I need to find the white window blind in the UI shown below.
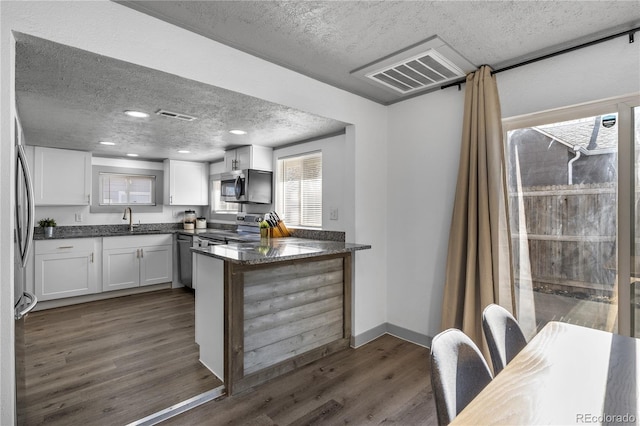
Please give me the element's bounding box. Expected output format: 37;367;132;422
99;173;156;205
277;152;322;227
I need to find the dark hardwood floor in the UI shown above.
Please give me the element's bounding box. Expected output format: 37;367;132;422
24;288;222;425
24;288;437;425
164;334;437;425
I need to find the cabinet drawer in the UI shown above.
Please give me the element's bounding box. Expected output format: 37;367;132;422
35;238;95;255
103;234;173;249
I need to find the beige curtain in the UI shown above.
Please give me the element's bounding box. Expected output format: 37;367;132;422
440;65;513;352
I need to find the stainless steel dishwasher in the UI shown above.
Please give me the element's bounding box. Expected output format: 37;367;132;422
177;234;195;288
178;233;227;288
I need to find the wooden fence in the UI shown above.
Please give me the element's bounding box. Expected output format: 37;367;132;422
509;183;618;298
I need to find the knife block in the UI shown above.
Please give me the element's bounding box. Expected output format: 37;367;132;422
268;221;290;238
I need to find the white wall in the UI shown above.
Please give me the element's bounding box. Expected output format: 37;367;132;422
0;2;388;421
386;35;640;341
387;89;465;338
207;134;348;230
498;37;640;118
273;133;347;232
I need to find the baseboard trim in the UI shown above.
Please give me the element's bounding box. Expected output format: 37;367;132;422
386;323;432;348
351;322;432;349
350;323;387;347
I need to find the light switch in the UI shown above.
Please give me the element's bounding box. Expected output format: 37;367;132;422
330;208;338;220
75;213;83;222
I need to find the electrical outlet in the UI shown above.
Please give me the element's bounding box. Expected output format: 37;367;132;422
75;213;83;222
330;207;338;220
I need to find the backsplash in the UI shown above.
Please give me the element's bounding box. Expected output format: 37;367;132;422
288;228;345;242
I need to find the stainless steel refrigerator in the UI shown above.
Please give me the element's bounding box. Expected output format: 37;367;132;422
14;116;37;424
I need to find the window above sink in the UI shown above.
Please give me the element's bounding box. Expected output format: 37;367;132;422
90;163;164;213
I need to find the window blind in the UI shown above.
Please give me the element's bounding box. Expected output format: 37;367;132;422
277;152;322;227
99;173;156;205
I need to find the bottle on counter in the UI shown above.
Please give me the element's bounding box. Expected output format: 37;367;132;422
196;217;207;229
183;210;196;230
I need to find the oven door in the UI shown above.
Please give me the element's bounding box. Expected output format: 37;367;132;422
220;173;245;202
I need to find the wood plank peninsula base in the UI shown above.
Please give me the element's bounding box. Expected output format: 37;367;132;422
192;238;369;395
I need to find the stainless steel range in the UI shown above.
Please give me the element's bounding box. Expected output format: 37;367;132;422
198;214;263;244
177;214;263;287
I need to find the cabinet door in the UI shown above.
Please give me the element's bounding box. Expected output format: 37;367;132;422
248;145;273;171
139;244;173;286
34;251;96;301
224;151;237;171
165;160;208;205
234;146;252;170
224;146;273;172
33;147;91;205
102;247;140;291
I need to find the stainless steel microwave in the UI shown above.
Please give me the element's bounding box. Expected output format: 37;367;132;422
220;169;273;204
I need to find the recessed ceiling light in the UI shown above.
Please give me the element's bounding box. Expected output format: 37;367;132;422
124;110;149;118
126;153;139;157
229;129;247;135
178;150;191;154
99;141;116;146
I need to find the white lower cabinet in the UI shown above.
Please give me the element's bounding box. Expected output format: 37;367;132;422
139;244;173;286
102;234;173;291
34;238;100;301
101;246;139;291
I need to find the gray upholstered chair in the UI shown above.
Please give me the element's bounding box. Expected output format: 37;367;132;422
482;303;528;375
429;328;493;426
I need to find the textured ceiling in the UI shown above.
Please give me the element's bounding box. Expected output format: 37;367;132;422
14;2;640;163
15;33;347;162
122;0;640;104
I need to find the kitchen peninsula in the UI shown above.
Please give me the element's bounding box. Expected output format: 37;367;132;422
192;237;370;395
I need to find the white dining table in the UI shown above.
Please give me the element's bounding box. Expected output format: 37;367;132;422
451;321;640;425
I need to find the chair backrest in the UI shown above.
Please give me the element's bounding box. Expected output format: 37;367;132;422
430;328;493;426
482;303;527;375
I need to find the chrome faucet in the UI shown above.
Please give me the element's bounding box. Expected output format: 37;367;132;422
122;207;137;232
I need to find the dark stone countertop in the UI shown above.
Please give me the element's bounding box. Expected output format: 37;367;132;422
33;224;369;265
33;224;183;240
32;224;349;245
191;237;371;265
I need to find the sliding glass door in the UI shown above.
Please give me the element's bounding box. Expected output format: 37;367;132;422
503;95;639;337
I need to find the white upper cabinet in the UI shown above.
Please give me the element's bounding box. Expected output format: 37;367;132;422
33;147;91;206
224;145;273;172
163;159;208;205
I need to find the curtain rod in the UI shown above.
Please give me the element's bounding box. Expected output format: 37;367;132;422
441;26;640;91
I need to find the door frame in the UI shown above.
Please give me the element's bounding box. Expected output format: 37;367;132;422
503;93;640;337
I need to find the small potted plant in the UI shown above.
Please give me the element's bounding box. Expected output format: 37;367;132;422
259;220;271;239
39;218;57;238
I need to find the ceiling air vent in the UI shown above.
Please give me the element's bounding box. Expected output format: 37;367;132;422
351;35;476;99
367;50;464;94
155;109;197;121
